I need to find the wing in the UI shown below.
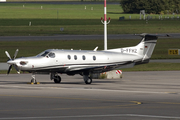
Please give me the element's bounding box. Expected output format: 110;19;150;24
26;61;135;74
64;61;134;73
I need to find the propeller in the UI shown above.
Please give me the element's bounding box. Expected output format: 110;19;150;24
5;49;20;74
5;51;12;60
13;49;19;60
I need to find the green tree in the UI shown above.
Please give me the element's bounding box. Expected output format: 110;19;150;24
120;0;180;14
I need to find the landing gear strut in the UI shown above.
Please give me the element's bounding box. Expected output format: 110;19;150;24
31;74;37;84
51;73;61;83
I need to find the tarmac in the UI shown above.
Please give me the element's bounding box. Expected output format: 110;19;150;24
0;71;180;120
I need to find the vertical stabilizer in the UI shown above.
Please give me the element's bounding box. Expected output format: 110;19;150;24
107;33;169;65
107;33;159;64
137;33;158;61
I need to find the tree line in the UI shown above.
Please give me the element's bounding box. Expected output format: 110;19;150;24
120;0;180;14
80;0;119;1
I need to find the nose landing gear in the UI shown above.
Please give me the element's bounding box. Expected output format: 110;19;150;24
31;74;36;83
30;74;40;84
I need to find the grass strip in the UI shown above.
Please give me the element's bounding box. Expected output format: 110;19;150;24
122;63;180;71
0;4;180;35
0;19;180;36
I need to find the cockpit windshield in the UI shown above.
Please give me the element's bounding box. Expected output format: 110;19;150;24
37;51;55;58
41;51;49;57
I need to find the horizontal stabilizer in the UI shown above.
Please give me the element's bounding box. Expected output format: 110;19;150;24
134;33;170;38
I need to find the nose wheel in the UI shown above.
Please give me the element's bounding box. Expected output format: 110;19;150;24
30;74;39;84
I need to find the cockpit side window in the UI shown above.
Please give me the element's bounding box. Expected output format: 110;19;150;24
49;52;55;58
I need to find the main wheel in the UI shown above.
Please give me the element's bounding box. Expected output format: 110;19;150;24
54;76;61;83
85;77;92;84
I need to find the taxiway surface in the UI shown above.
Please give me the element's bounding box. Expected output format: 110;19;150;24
0;33;179;41
0;71;180;120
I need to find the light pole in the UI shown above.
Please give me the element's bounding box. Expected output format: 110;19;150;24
101;0;110;51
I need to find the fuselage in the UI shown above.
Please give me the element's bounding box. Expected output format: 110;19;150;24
8;49;142;74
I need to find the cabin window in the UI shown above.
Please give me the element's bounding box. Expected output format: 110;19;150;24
49;52;55;58
82;55;86;60
67;55;71;60
74;55;77;60
93;56;96;61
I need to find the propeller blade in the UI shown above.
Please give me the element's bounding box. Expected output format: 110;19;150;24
13;49;19;60
6;49;20;74
13;65;20;74
7;65;12;75
5;51;12;60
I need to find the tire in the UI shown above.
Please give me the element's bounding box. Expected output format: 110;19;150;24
54;76;61;83
85;77;92;84
31;78;36;83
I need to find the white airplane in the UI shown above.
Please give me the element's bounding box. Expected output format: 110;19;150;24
5;33;164;84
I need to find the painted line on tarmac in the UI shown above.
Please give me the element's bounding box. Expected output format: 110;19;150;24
0;114;180;119
0;85;178;94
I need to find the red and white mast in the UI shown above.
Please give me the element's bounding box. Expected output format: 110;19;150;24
101;0;110;50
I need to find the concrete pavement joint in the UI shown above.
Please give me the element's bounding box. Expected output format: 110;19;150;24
0;114;180;119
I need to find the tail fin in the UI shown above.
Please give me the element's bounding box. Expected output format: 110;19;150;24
136;33;158;60
107;33;167;64
134;33;158;64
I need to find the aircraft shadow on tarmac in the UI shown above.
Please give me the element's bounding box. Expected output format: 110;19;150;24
0;79;120;85
40;79;121;85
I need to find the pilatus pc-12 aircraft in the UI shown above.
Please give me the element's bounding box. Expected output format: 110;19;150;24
5;33;164;84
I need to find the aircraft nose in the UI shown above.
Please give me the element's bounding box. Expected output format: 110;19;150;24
7;59;16;65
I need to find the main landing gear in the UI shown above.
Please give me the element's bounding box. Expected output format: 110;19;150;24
50;73;61;83
83;75;92;84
